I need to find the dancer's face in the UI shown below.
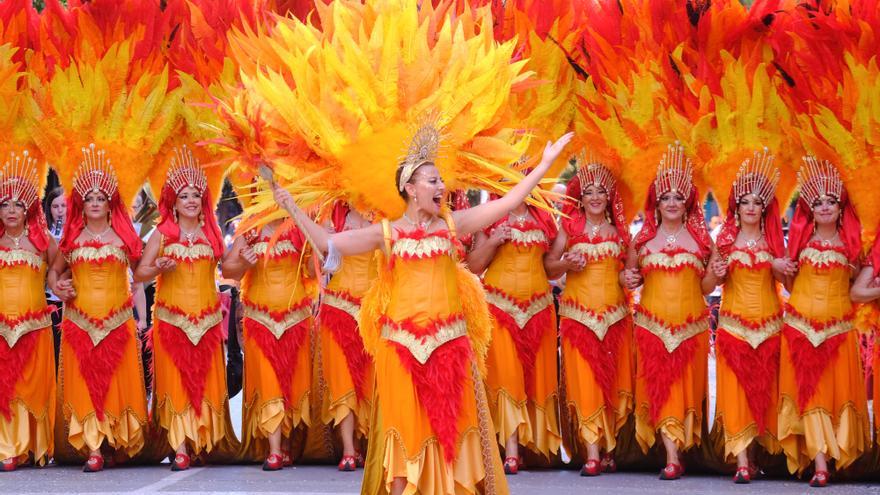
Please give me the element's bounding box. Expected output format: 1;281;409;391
658;191;685;223
405;164;446;216
175;186;203;221
811;195;840;227
737;194;764;228
83;191;110;222
0;200;25;230
581;185;608;219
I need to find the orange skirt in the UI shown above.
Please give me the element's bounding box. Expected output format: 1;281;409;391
0;328;55;464
319;315;372;436
152;322;238;456
239;318;311;460
58;320;147;458
561;317;633;455
713;330;780;461
484;308;560;459
361;337;508;495
874;336;879;441
634;329;708;454
778;328;869;474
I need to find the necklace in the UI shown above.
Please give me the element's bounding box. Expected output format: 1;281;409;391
85;225;112;242
742;233;763;249
509;210;528;227
660;223;686;247
403;213;434;230
816;230;838;247
585;218;607;239
180;227;199;246
5;230;25;249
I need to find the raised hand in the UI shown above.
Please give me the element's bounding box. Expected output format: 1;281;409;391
539;132;576;169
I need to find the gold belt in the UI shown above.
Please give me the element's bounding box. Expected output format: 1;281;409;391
784;312;852;347
155;305;223;346
381;318;467;365
242;303;311;339
633;311;707;353
717;313;782;349
559;302;628;341
485;290;553;329
0;312;52;347
66;304;133;346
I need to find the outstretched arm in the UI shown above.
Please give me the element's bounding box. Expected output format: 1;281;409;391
851;266;880;303
272;186;384;257
452;132;574;236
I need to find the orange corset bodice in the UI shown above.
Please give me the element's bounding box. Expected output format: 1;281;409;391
721;248;781;321
327;250;378;298
561;239;625;311
482;224;550;299
68;243;131;318
155;241;220;345
0;247;47;316
241;240;309;311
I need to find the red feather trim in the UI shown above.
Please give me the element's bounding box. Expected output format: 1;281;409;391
153;320;223;417
715;330;780;432
392;335;472;463
0;330;40;419
634;326;699;423
61;318;131;421
0;307;53;328
782;325;846;412
488;302;555;397
243;317;309;407
320;303;371;400
561;317;628;409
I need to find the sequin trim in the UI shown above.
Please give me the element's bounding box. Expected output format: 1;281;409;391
391;236;453;259
509;229;547;246
798;247;849;268
162;243;214;262
65;304;133;346
0;312;52;347
322;292;360;321
252;240;298;258
558;302;628;341
783;312;852;347
568;241;622;262
242;302;310;340
155;305;223;345
68;244;128;265
0;249;43;270
640;251;705;272
381;318;467;365
485;290;553;329
717;312;782;349
727;250;774;268
633;310;707;353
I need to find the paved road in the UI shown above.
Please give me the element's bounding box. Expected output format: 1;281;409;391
1;464;878;494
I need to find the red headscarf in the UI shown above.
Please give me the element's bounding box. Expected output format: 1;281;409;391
715;191;785;259
633;182;712;261
787;190;861;264
0;196;50;254
60;189;143;262
562;173;630;246
156;184;224;259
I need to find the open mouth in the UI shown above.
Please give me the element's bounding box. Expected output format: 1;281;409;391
432;196;442;207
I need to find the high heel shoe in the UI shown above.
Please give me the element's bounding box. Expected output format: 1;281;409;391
659;462;684;480
1;458;17;472
601;453;617;473
338;455;357;472
809;470;829;488
354;450;365;468
83;454;104;473
733;466;750;484
580;459;601;477
503;456;518;475
262;453;283;471
171;453;191;471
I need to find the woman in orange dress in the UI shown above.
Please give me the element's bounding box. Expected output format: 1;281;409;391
466;193;561;474
777;158;869;487
853;225;880;451
49;145;148;472
272;128;573;495
0;152;56;470
135;146;237;470
623;144;723;480
711;152;789;483
318;202;376;471
544;160;632;477
222;218;313;471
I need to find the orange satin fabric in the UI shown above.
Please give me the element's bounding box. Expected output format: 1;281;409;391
714;249;781;460
0;251;55;463
778;249;869;474
634;252;707;454
60;245;146;456
559;241;632;454
482;239;560;459
320;251;376;431
240;244;311;457
153;243;232;454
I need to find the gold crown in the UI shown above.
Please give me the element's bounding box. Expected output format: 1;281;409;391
654;142;694;200
166;145;207;195
0;150;40;210
73;144;118;200
733;148;779;206
797;155;842;207
574;151;615;194
397;116;444;192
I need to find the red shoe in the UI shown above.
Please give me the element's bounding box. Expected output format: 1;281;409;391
338;455;357;472
733;466;751;484
659;462;684;480
83;454;104;473
1;458;17;472
580;459;601;477
809;470;829;488
503;456;518;475
354;451;365;468
262;453;283;471
171;453;191;471
281;450;293;467
601;453;617;473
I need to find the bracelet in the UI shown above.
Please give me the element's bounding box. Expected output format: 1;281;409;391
322;239;342;274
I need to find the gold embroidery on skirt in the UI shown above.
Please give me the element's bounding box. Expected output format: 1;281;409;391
322;292;361;321
0;312;52;347
381;318;467;365
559;302;628;341
633;311;707;352
242;303;310;340
783;312;852;347
155;305;223;345
485;291;553;329
717;313;781;349
66;304;133;346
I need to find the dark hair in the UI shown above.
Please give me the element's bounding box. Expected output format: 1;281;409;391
44;187;65;224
